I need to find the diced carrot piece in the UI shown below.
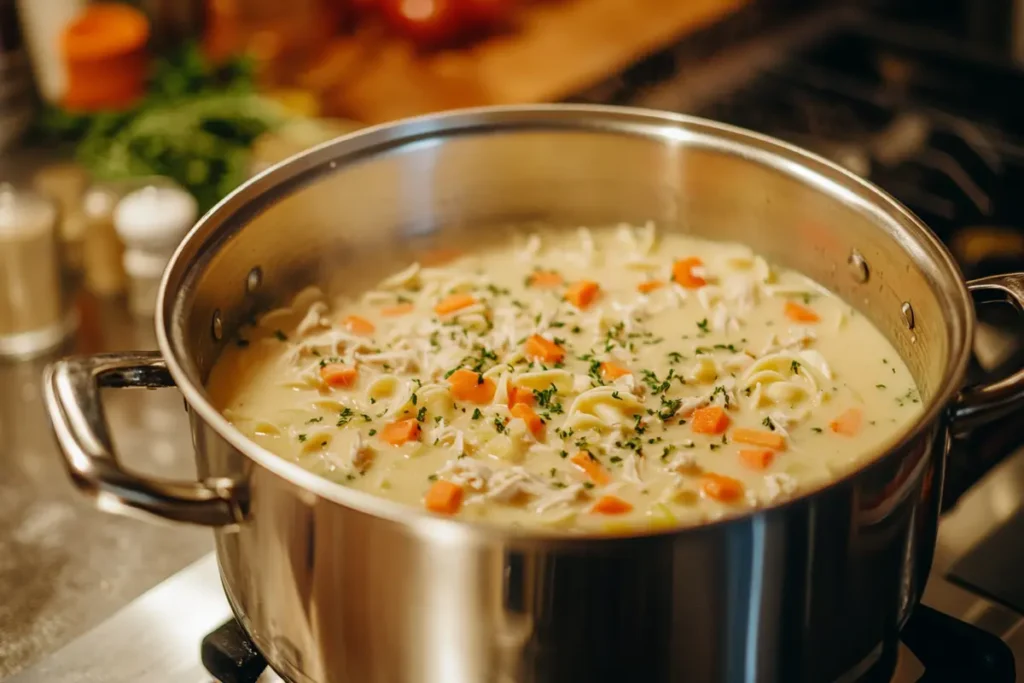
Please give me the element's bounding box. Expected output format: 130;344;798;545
381;303;414;317
319;363;358;387
424;480;463;514
524;334;565;363
672;257;706;288
570;451;610;486
691;406;730;435
701;473;745;502
637;280;665;294
591;495;633;515
434;293;477;316
739;449;776;470
511;403;544;438
381;418;421;446
507;384;535;408
564;280;601;309
829;407;864;436
784;301;820;323
446;368;497;404
732;427;786;451
528;270;563;288
342;315;375;336
600;361;631;381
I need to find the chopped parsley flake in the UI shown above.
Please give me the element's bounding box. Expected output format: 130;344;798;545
657;397;682;421
697;318;709;333
273;329;288;341
307;416;323;424
336;407;355;427
895;389;920;407
416;407;427;422
471;408;482;420
297;434;307;442
762;416;775;431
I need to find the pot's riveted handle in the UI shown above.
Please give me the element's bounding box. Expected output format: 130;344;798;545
43;351;240;527
952;273;1024;433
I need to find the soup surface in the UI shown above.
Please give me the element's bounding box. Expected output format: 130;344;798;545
208;225;922;532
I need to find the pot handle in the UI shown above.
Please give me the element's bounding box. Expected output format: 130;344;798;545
43;351;240;527
951;272;1024;433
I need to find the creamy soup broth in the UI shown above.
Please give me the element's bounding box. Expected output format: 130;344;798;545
207;225;922;532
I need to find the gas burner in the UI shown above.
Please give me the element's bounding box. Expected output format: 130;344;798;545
199;603;1015;683
624;14;1024;279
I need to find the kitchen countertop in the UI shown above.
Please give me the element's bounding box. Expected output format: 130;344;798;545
0;292;213;678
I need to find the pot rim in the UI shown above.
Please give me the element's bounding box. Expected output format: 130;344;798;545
156;104;973;543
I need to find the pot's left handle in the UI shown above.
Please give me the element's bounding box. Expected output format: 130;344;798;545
43;351;241;527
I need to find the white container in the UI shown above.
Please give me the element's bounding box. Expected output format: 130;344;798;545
113;183;197;317
0;183;76;358
17;0;85;104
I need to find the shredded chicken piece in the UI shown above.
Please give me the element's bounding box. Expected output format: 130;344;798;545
482;467;548;503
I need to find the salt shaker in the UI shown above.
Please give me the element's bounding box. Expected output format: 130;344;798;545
113;182;197;317
0;183;76;358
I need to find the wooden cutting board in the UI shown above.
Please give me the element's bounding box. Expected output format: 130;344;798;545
300;0;748;123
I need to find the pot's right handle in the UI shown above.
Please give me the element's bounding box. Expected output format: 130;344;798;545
43;351;240;527
951;273;1024;434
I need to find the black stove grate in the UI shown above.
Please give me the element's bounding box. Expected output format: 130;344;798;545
199;603;1015;683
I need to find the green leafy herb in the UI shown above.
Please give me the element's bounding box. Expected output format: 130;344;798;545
657;397;682;421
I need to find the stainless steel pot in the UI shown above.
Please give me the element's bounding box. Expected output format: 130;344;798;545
43;105;1024;683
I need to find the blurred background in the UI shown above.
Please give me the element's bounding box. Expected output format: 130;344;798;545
4;0;1024;321
4;0;1024;681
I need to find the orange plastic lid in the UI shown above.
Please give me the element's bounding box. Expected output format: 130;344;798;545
62;3;150;61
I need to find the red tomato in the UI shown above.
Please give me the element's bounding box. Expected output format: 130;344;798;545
351;0;380;14
458;0;513;27
379;0;465;47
